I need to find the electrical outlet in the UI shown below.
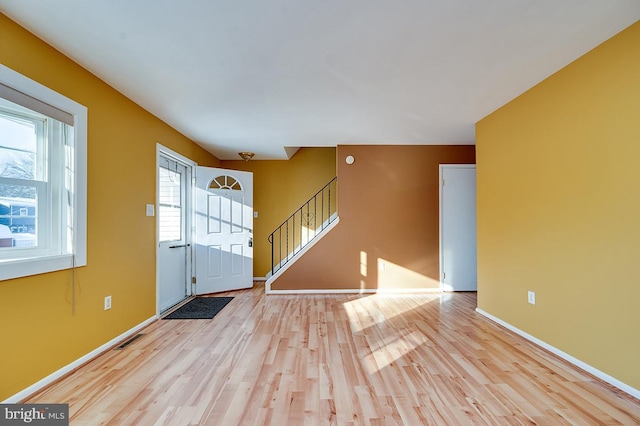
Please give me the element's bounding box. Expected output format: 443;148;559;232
527;291;536;305
104;295;112;310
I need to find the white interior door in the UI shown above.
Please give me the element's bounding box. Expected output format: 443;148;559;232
158;155;192;312
195;167;253;294
440;164;477;292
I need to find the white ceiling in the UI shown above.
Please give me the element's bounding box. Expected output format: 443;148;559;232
1;1;639;159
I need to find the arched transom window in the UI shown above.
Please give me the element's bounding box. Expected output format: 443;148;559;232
209;175;243;191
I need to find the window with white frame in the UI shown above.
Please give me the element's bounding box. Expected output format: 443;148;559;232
0;64;87;281
158;160;184;242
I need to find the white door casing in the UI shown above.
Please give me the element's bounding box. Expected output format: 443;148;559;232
157;147;194;313
195;167;253;294
440;164;477;292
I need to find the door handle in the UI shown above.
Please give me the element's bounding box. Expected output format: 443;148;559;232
169;243;191;249
248;237;253;247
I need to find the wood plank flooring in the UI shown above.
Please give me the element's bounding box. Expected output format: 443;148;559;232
27;284;640;425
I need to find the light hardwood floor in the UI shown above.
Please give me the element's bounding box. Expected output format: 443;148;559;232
28;283;639;425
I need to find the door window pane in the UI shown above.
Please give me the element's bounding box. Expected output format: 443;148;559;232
158;165;182;242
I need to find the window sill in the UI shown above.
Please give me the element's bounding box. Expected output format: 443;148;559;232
0;253;85;281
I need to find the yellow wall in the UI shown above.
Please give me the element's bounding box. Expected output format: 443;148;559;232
0;14;219;400
476;21;640;390
221;147;336;277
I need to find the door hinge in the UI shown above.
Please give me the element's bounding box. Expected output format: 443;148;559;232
191;277;197;284
442;179;445;187
443;272;446;279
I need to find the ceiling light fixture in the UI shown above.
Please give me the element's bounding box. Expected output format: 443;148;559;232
238;152;255;161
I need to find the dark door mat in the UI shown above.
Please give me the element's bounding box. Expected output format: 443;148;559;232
163;297;233;320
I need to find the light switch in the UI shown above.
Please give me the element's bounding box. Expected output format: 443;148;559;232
146;204;155;217
254;211;258;218
528;291;536;305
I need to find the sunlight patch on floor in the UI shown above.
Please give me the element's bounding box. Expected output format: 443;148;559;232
342;292;441;373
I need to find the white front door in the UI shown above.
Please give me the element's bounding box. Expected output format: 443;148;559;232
440;164;477;292
157;154;192;312
195;167;253;294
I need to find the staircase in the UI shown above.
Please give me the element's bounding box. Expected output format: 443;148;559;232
267;177;338;283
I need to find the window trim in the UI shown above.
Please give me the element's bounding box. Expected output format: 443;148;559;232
0;64;87;281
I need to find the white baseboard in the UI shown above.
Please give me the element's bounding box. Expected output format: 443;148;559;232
252;277;267;282
373;288;442;294
475;308;639;400
3;315;157;403
265;287;442;295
